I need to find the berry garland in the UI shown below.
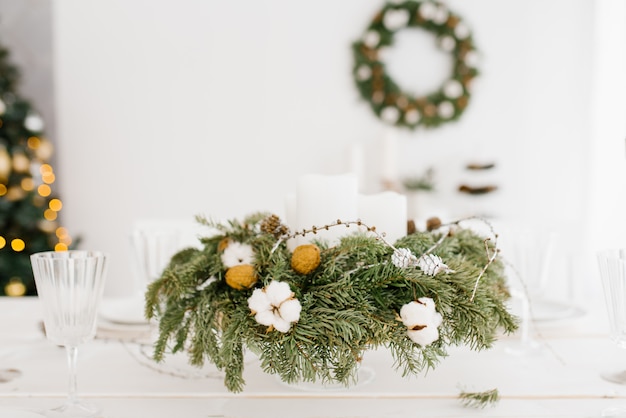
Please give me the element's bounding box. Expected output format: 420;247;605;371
352;1;479;129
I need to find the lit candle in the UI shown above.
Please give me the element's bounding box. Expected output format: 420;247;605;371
358;191;407;244
295;174;358;246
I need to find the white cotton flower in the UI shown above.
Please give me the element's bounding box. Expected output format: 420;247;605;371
221;241;255;268
407;325;440;346
356;64;372;81
363;30;380;48
392;247;418;268
381;106;400;124
464;50;480;68
404;109;421;125
248;280;302;333
418;2;436;20
400;297;443;347
439;35;456;52
454;22;470;39
383;9;410;31
437;101;455;119
416;254;454;276
443;80;464;99
432;6;449;25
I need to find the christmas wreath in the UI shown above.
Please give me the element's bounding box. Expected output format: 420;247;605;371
352;0;479;129
145;212;517;393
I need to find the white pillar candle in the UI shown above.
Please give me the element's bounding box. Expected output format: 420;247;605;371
358;191;408;244
284;193;297;251
348;142;366;192
380;129;399;186
295;173;358;247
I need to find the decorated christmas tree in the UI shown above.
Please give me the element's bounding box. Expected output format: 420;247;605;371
0;43;73;296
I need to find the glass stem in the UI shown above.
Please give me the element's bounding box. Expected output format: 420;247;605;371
65;345;79;404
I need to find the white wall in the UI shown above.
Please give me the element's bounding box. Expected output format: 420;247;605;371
51;0;597;297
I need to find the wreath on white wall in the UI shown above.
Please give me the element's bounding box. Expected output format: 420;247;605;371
352;1;479;129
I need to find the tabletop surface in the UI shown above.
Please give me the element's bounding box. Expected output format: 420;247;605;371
1;296;625;418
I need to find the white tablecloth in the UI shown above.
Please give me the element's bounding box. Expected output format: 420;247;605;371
1;297;624;418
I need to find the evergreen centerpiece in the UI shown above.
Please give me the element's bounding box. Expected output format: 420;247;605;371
0;44;74;296
146;212;517;392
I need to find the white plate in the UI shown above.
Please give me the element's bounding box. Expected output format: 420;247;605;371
99;296;149;325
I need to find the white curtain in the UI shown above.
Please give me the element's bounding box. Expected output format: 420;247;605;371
584;0;626;287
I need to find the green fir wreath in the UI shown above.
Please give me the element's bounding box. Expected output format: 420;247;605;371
145;212;517;393
352;0;479;129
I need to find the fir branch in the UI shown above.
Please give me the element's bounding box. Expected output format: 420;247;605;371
459;388;500;409
144;211;518;392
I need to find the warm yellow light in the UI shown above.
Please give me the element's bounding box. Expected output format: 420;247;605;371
42;172;55;184
49;199;63;211
60;236;72;246
55;243;68;252
38;184;51;197
5;279;26;297
11;239;25;252
0;236;5;249
12;153;30;173
21;178;35;191
0;184;6;196
44;209;57;221
40;164;53;175
56;227;69;239
27;136;41;149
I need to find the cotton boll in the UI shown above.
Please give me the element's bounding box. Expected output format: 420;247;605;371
432;6;449;25
279;299;302;323
255;310;277;327
273;317;292;333
404;109;421;125
400;300;435;328
266;280;294;306
417;297;437;312
381;106;400;124
454;22;470;39
437;101;455;119
443;80;463;99
221;242;255;267
356;65;372;81
383;9;410;31
407;324;440;346
418;2;436;20
363;30;380;48
439;35;456;52
248;288;271;313
464;51;479;68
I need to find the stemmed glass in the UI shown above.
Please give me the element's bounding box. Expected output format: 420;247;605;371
30;250;108;418
597;249;626;417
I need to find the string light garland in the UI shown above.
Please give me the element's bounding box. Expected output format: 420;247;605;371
352;0;479;129
0;44;76;296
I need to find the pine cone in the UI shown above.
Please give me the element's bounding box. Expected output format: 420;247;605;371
260;214;289;238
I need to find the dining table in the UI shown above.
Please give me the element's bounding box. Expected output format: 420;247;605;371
1;295;625;418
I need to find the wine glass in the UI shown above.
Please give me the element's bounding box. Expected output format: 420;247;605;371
497;221;555;355
597;249;626;417
30;250;108;418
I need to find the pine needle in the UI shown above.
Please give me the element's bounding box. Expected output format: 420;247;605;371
459;388;500;408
